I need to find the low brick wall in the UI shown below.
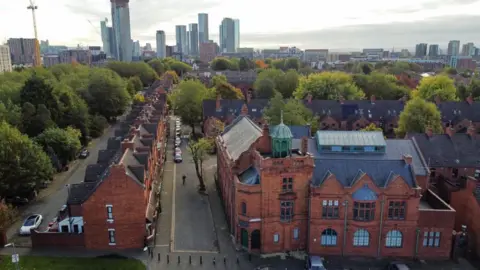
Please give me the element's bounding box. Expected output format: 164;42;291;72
31;230;85;248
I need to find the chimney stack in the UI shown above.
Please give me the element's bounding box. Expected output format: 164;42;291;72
301;136;308;155
466;94;474;105
339;96;345;104
435;95;441;105
121;138;134;152
403;154;412;165
262;123;270;137
426;126;433;137
445;126;455;137
241;103;248;116
370;95;376;104
247;91;252;104
216;95;221;110
306;93;313;104
467;121;476;138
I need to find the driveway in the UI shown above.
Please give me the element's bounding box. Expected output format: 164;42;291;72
7;122;121;246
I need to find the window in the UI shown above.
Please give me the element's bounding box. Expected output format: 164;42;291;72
282;178;293;192
106;205;113;221
353;229;370;247
353;202;375;221
73;224;80;233
293;228;299;240
423;231;441;247
108;229;116;245
280;201;294;222
322;200;339;219
61;225;69;233
364;146;375;152
273;233;280;243
240;202;247;216
388;201;406;220
331;146;342;152
321;229;337;246
385;230;403;248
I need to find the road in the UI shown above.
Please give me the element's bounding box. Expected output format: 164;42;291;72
7;122;121;244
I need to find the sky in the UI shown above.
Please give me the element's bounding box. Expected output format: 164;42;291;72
0;0;479;50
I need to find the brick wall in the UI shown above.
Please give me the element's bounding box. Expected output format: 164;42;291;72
31;230;85;248
82;165;146;250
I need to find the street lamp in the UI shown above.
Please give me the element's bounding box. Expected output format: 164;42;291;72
4;243;20;270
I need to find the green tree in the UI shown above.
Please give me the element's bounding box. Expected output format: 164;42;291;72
0;101;22;128
361;123;383;131
277;70;299;98
0;121;54;199
239;57;249;71
170;80;208;131
20;75;61;122
148;59;166;76
89;115;108;138
22;103;56;137
270;59;285;70
169;61;192;76
85;68;131;120
106;61;158;86
133;93;146;104
187;138;213;192
210;57;232;71
263;92;317;129
284;58;300;70
396;98;443;137
467;79;480;101
128;76;143;93
254;79;276;99
35;127;82;164
417;75;457;101
294;72;365;100
444;67;458;75
353;73;409;99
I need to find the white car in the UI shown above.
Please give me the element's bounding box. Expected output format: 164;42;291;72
174;153;183;163
175;147;182;155
20;214;43;235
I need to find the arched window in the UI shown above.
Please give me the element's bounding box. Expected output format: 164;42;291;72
353;229;369;247
385;230;402;248
240;202;247;216
321;229;337;246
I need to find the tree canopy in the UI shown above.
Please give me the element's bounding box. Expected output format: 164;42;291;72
396;98;443;137
187;138;213;192
353;72;409;100
170;80;208;129
106;61;158;86
35;127;82;167
255;69;299;99
416;75;457;101
294;72;365;100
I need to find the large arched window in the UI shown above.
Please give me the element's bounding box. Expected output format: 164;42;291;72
321;229;337;246
353;229;369;247
385;230;402;248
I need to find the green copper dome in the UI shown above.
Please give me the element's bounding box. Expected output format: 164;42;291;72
271;123;293;139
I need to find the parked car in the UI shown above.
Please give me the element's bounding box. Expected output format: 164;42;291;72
174;153;183;163
174;147;182;156
175;137;181;147
19;214;43;235
6;196;29;206
386;262;410;270
79;149;89;159
305;256;326;270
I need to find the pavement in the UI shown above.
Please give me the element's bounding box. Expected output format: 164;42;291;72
6;122;121;247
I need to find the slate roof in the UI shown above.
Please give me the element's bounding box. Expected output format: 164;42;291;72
221;116;263;161
238;166;260;185
67;182;97;205
408;133;480;168
307;138;429;176
316;131;386;146
312;159;416;188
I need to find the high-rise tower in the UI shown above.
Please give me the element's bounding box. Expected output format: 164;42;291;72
198;13;209;44
156;30;166;58
111;0;132;62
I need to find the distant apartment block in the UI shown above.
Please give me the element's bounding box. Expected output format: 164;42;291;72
156;30;166;58
462;43;475;56
304;49;329;62
449;56;476;70
447;40;460;56
219;18;235;53
428;44;439;58
166;46;174;57
327;52;351;62
199;42;217;63
198;13;209;44
362;48;384;60
7;38;36;65
0;45;12;73
43;54;60;67
59;50;91;65
189;23;199;56
415;43;428;58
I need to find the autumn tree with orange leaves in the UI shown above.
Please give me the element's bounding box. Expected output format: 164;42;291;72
255;60;268;69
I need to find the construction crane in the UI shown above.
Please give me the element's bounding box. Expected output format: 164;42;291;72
27;0;41;67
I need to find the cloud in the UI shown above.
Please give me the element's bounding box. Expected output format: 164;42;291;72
238;15;480;49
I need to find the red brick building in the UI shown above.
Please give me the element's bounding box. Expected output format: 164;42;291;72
216;116;455;259
199;42;218;63
31;82;168;250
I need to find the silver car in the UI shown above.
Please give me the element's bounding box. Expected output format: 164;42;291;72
19;214;43;235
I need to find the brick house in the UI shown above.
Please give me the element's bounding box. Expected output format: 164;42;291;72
203;96;480;138
31;87;167;250
215;116;455;259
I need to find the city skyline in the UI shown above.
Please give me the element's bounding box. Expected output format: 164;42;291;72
0;0;479;49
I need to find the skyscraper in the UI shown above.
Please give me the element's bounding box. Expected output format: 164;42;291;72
219;18;235;53
189;23;199;56
198;13;209;44
447;40;460;56
461;42;475;56
428;44;439;57
233;19;240;52
132;40;141;58
156;30;166;58
0;45;12;73
100;20;111;57
111;0;132;62
7;38;36;65
415;43;427;58
175;25;188;55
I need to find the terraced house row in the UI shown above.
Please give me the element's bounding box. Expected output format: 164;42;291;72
30;81;170;250
203;95;480;137
215;114;480;259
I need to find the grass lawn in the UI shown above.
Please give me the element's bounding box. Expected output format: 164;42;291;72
0;255;146;270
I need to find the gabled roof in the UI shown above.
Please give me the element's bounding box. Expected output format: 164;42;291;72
221;116;262;161
408;133;480;167
312;159;416;188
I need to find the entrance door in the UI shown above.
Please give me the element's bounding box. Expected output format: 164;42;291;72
251;230;261;249
241;229;249;248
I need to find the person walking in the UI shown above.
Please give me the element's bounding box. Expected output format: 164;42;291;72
182;174;186;186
